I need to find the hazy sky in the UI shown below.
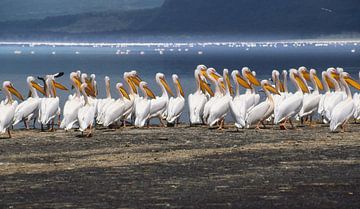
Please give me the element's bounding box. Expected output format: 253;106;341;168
0;0;164;21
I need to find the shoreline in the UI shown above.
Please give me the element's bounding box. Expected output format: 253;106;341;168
0;122;359;208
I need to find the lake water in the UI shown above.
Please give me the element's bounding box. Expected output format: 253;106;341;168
0;41;359;124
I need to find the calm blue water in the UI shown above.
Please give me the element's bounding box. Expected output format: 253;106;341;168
0;41;359;124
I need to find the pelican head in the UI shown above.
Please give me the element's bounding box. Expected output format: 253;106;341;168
156;73;174;96
242;67;260;86
207;68;222;82
116;83;130;100
298;66;310;81
309;69;324;90
140;81;156;99
290;69;309;93
27;76;46;96
261;80;280;95
3;81;24;101
172;74;184;97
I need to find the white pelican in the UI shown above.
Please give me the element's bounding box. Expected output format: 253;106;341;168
13;76;45;129
354;72;360;121
207;69;233;129
318;70;334;121
203;68;223;124
323;68;345;122
123;71;141;123
60;72;83;130
0;81;24;138
148;73;174;126
96;76;115;124
241;67;261;115
166;74;185;125
103;83;131;127
330;72;360;132
245;80;280;129
229;70;251;129
134;81;156;127
39;75;68;131
78;83;96;137
298;69;324;125
188;68;213;125
274;69;309;129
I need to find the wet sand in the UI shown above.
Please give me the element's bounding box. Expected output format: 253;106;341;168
0;123;359;208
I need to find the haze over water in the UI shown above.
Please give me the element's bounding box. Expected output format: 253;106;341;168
1;40;359;123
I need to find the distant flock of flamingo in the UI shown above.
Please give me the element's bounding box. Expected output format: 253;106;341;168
0;65;359;137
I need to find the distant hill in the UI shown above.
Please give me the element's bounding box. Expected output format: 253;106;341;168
0;0;164;21
0;0;359;40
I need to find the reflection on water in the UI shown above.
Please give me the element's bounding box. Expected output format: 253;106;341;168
0;41;359;124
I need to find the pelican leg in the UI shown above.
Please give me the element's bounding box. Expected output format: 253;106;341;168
147;119;150;128
33;118;37;129
24;120;29;130
87;125;93;137
289;119;295;129
57;114;61;127
261;121;266;128
158;116;165;127
217;119;224;130
7;128;11;138
280;119;288;130
123;120;126;128
255;121;261;130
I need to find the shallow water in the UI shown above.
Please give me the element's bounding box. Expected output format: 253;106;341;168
0;41;359;125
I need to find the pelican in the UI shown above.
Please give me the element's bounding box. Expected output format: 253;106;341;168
354;72;360;121
148;73;174;126
323;68;345;122
318;69;334;121
123;71;141;123
134;81;156;127
96;76;115;124
13;76;45;129
229;70;251;128
240;67;261;115
39;75;68;131
0;81;24;138
274;69;309;129
103;83;131;127
203;68;223;124
60;72;83;131
245;80;280;129
188;67;213;125
78;83;96;137
166;74;185;125
207;69;233;129
330;72;360;132
298;69;324;125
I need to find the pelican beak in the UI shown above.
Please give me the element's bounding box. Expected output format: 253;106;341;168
236;74;251;89
325;74;335;89
128;78;138;94
130;75;142;86
160;77;174;97
331;71;340;80
225;73;233;95
144;85;156;99
219;79;226;91
119;86;130;100
344;75;360;90
313;74;324;90
200;69;209;79
302;70;311;81
85;87;96;97
53;81;69;91
245;71;260;86
199;75;214;96
265;83;280;95
8;84;24;101
175;78;185;97
210;71;222;80
279;81;285;92
294;73;309;93
31;81;46;96
72;77;82;89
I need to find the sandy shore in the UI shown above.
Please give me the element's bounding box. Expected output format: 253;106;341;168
0;122;359;208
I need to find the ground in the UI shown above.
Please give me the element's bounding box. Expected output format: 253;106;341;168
0;123;359;209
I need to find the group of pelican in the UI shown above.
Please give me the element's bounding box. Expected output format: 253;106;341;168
0;66;359;138
188;65;360;132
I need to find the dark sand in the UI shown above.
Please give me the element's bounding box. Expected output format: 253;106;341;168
0;123;359;208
